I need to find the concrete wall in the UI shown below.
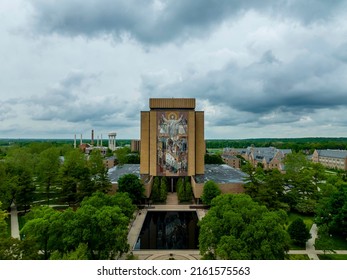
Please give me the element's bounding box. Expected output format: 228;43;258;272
150;98;195;109
195;111;205;174
191;176;245;199
140;112;150;174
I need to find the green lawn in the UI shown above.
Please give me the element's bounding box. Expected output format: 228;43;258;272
287;254;310;260
206;149;223;154
287;212;314;230
315;234;347;250
318;254;347;260
289;242;305;250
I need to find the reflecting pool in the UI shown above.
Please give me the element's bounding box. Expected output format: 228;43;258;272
135;211;199;250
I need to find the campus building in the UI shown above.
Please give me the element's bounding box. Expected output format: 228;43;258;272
223;147;291;171
108;98;246;201
140;98;205;178
312;149;347;170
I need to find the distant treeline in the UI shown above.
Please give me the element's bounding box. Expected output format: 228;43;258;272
0;139;132;147
2;138;347;153
205;138;347;152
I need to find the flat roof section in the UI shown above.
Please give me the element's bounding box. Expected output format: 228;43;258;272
108;164;140;184
149;98;196;109
108;164;247;185
194;164;247;184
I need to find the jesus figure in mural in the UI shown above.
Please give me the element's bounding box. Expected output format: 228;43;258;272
161;114;184;139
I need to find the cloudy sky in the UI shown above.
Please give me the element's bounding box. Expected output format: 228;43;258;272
1;0;347;140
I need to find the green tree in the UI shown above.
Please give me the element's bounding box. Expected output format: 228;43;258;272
150;177;161;202
117;174;145;204
201;180;221;206
242;162;263;199
177;177;184;201
283;152;310;175
79;150;112;199
0;237;40;260
314;224;335;255
260;169;288;211
183;181;192;202
0;204;40;260
37;147;60;205
14;168;35;213
21;206;58;259
159;176;168;202
315;181;347;237
0;203;7;239
176;177;192;202
287;218;311;246
50;243;89;260
204;153;224;164
115;146;131;165
199;194;290;260
21;192;135;260
0;163;14;210
283;152;319;214
127;153;140;164
4;148;36;212
58;149;87;205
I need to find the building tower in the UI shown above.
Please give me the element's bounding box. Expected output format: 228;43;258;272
108;132;117;151
140;98;204;178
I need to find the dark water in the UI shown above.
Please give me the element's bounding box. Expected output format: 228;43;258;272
135;211;199;250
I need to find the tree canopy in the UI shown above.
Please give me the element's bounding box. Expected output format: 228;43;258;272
199;194;290;260
201;180;221;206
20;192;135;260
315;181;347;238
287;218;311;246
117;174;145;204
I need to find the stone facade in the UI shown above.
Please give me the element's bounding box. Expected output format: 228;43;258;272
312;149;347;170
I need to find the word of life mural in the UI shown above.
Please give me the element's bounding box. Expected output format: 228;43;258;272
157;111;188;176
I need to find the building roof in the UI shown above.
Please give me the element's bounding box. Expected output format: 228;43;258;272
316;149;347;159
107;164;140;183
247;147;292;164
108;164;247;185
222;155;239;160
194;164;247;184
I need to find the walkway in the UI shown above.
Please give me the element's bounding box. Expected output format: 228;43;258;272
287;223;347;259
10;203;20;239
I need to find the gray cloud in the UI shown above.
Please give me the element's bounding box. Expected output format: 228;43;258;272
2;0;347;139
27;0;346;45
334;42;347;63
0;102;13;121
26;70;132;124
141;49;347;126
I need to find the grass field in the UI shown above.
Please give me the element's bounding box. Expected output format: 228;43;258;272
206;148;223;154
287;212;314;230
318;254;347;260
315;234;347;250
287;254;310;260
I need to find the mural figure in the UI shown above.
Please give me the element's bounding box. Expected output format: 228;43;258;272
157;111;188;176
161;113;184;138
